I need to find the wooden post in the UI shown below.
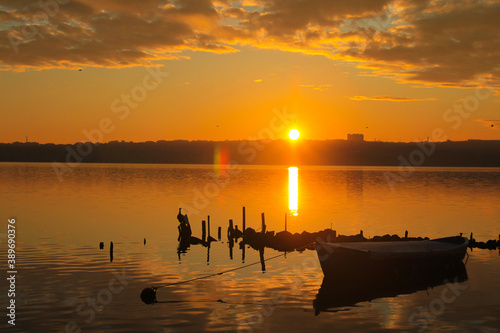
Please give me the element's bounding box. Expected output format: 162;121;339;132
360;230;363;237
99;242;104;249
110;241;114;262
202;220;206;243
218;226;222;241
261;213;266;234
405;230;408;239
144;238;146;245
470;232;474;245
207;216;211;240
242;207;246;234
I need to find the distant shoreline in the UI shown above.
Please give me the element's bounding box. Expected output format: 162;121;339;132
1;139;500;167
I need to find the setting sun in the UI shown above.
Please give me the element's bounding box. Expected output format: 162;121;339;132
289;129;300;140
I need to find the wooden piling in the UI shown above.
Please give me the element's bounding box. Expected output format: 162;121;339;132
218;226;222;241
261;213;266;234
99;242;104;249
207;216;211;240
202;220;206;243
242;206;246;235
360;230;363;237
144;238;146;245
110;241;114;262
405;230;408;239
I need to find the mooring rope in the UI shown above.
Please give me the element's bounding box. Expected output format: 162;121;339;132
152;242;316;289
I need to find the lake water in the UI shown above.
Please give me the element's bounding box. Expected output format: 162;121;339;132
1;162;499;332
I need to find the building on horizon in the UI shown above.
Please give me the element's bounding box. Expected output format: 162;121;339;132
347;133;364;141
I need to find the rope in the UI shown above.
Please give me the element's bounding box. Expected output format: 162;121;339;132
152;241;316;289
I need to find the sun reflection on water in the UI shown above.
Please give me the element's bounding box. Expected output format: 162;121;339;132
288;166;298;216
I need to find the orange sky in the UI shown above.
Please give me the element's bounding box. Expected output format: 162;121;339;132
0;0;499;144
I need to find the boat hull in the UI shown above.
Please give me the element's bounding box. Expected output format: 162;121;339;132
315;236;469;279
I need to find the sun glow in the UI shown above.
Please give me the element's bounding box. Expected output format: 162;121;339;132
288;129;300;140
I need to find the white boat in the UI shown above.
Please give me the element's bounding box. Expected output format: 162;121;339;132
316;236;469;278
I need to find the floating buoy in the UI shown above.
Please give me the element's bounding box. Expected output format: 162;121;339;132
141;288;157;305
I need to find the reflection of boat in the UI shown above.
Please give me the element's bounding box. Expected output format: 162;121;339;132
316;236;469;277
314;259;468;313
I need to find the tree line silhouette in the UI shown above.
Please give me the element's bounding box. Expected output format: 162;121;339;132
1;139;500;167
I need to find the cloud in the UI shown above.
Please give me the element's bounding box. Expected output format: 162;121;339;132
476;119;500;129
0;0;499;90
349;95;436;101
299;84;332;91
0;0;239;70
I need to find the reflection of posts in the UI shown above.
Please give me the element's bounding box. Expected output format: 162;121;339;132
207;242;211;265
228;236;234;260
202;220;206;243
241;241;246;263
259;247;266;272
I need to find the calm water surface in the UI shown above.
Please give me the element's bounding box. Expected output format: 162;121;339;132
1;163;499;332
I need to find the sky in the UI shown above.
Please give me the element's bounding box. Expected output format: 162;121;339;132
0;0;499;144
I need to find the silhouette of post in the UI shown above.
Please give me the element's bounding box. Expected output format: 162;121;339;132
207;216;211;241
202;220;206;243
405;230;408;239
285;213;287;232
242;206;246;239
99;242;104;249
218;227;221;241
110;241;114;262
261;213;266;234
